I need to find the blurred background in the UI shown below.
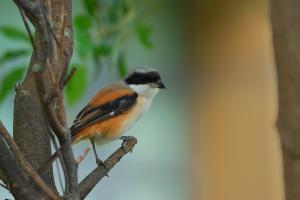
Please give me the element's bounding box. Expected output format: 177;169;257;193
0;0;287;200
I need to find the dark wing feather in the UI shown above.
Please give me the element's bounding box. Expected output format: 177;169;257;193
70;93;138;137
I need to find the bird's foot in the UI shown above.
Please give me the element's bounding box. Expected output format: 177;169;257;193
120;136;135;153
96;158;109;177
96;158;107;168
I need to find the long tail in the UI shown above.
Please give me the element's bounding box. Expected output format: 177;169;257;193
38;151;59;175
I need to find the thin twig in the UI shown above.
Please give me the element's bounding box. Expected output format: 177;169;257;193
60;2;66;54
42;4;69;89
42;7;68;60
0;121;61;200
13;0;38;14
47;59;56;86
59;5;68;88
42;8;61;49
0;133;41;199
33;67;68;140
0;182;9;191
76;145;92;164
55;159;64;194
48;132;69;194
63;67;77;86
79;137;137;199
17;6;35;48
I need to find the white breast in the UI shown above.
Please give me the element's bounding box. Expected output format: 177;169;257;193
119;84;159;134
121;96;150;133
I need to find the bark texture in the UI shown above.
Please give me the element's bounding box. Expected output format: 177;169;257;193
14;65;55;187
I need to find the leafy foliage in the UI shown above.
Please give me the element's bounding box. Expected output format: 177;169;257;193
135;21;154;49
74;15;92;30
0;25;30;104
66;66;88;105
83;0;99;16
118;52;127;77
0;49;30;66
0;26;29;43
69;0;155;104
0;0;155;105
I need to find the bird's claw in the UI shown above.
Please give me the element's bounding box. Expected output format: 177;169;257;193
96;158;109;177
120;136;134;153
96;158;108;170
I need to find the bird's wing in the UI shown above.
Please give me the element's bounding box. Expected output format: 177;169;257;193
70;89;138;137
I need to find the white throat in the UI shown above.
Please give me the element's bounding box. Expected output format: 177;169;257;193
129;84;159;101
118;84;159;134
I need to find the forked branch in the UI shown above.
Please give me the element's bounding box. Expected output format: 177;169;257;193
0;121;61;200
13;0;79;198
0;123;43;200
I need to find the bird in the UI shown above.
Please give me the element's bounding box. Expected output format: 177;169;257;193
38;67;166;173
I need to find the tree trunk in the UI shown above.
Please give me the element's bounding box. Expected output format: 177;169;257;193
271;0;300;199
13;0;73;189
14;59;55;187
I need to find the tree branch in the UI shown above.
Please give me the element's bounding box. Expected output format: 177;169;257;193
63;67;77;86
13;0;79;199
17;5;35;48
33;66;78;198
0;121;61;200
33;69;68;141
0;125;43;199
16;4;71;190
13;0;39;14
79;137;137;199
0;182;9;191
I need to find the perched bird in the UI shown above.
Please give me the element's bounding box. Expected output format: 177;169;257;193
39;68;166;173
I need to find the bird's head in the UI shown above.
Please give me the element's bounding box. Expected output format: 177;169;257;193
124;68;166;98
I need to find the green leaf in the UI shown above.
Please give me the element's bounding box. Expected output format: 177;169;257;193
65;65;87;105
74;15;92;30
83;0;99;16
0;67;25;103
108;1;131;24
0;26;29;42
108;6;120;24
135;22;154;49
75;28;91;59
121;1;131;17
92;52;101;78
118;53;127;77
93;43;112;56
0;49;30;66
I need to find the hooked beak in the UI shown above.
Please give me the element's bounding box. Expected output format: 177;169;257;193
156;80;166;89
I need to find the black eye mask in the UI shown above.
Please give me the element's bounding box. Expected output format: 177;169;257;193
125;71;161;85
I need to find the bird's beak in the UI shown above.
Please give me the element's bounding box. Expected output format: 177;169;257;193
156;80;166;89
